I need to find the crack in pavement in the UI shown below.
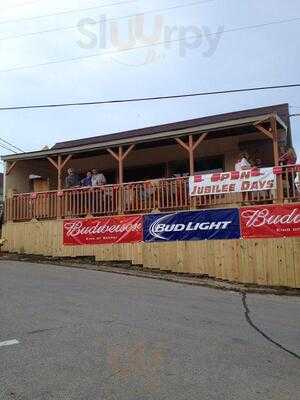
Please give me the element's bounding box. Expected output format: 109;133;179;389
27;326;63;335
26;320;117;336
241;292;300;360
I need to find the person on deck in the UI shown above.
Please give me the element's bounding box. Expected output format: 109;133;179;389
91;169;107;187
81;171;92;187
65;168;80;189
235;153;252;203
279;146;297;199
235;153;251;171
279;146;297;166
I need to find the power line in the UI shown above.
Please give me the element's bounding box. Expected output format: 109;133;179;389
0;143;18;154
1;16;299;74
0;137;24;152
0;83;299;111
0;0;137;26
0;0;213;42
0;0;42;11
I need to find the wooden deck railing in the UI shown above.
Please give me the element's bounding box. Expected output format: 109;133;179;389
5;165;300;222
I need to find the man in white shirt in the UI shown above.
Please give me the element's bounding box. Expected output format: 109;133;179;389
235;153;251;171
91;168;107;187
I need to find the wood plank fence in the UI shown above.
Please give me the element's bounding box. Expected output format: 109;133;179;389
2;220;300;288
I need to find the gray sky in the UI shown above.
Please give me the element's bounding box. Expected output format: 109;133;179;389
0;0;299;171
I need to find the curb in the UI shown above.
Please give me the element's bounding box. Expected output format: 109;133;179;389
1;254;299;296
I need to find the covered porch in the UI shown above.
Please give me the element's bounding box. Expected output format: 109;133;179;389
3;104;297;221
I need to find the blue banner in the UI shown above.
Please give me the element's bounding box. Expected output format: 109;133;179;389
143;209;241;242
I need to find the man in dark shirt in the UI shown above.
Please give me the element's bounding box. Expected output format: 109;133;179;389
81;171;92;187
65;168;80;189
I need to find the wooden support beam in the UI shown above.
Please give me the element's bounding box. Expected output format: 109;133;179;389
255;124;273;140
57;155;62;191
271;115;280;166
270;115;283;202
122;144;135;160
48;154;73;191
47;156;59;170
108;145;134;184
175;134;208;176
192;132;207;151
61;154;72;170
6;161;18;176
175;137;189;152
188;135;194;176
107;148;119;161
254;117;272;127
118;146;123;184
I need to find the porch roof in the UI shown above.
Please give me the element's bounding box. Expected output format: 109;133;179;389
1;103;290;162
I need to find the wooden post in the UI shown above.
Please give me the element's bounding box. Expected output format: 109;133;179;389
107;144;134;184
118;146;123;184
255;116;281;164
57;155;62;191
47;154;72;218
271;115;283;202
175;133;207;210
188;135;194;176
255;116;284;203
175;132;207;176
107;144;135;213
47;154;72;190
271;116;279;166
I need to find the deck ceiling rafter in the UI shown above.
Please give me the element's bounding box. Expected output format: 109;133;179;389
255;124;274;140
47;157;59;170
5;161;18;176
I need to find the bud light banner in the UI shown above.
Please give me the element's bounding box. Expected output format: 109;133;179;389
143;209;241;242
240;204;300;238
63;215;143;245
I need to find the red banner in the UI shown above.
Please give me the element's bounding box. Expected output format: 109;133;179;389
63;215;143;245
240;204;300;238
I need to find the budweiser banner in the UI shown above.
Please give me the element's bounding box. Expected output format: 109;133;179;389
240;204;300;238
189;168;276;196
63;215;143;245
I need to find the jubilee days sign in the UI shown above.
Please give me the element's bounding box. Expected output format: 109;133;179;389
189;168;276;196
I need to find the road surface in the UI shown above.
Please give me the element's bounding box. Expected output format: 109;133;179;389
0;260;299;400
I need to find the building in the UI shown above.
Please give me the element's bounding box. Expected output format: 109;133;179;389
0;173;3;203
1;104;299;288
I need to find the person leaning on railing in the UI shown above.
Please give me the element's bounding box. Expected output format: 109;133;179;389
64;168;81;216
65;168;80;189
279;147;297;197
234;152;252;172
81;171;92;187
91;169;107;213
235;152;252;203
279;146;297;199
91;169;107;187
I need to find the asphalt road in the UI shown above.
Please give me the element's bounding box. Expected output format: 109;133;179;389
0;260;299;400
